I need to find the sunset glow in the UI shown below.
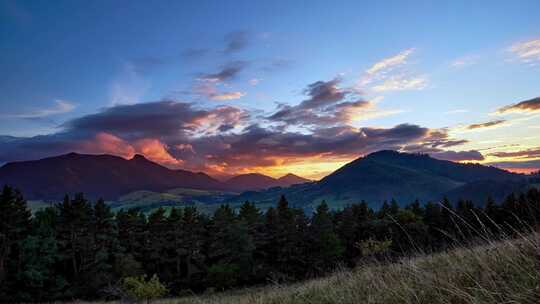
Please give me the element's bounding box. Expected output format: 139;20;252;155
1;1;539;179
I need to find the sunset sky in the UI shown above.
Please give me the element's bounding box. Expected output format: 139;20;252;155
1;0;539;179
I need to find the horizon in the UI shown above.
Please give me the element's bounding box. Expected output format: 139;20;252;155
1;1;540;179
1;149;535;182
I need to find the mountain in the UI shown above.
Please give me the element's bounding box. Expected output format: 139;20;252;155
224;173;311;191
0;152;225;200
227;150;525;211
276;173;311;186
224;173;279;191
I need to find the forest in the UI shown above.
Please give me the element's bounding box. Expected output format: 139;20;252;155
1;184;540;302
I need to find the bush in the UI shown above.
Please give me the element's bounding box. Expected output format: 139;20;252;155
122;274;168;303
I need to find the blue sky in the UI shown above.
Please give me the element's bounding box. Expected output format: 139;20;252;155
1;0;539;178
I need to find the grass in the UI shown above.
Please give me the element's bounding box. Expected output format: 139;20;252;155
86;232;540;304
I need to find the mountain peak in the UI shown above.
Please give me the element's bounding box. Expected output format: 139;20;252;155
277;173;310;185
130;154;149;161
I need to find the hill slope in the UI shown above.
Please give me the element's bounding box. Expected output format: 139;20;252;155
171;235;539;304
227;150;523;210
0;153;224;200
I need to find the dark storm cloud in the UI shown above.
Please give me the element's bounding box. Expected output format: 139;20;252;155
224;31;250;54
199;60;248;82
497;96;540;114
466;119;506;130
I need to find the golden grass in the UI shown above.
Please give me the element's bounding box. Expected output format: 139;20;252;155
81;233;540;304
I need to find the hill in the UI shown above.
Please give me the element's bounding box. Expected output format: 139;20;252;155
227;150;524;210
0;153;225;200
224;173;310;191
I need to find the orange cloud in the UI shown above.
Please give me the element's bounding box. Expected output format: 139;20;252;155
132;138;183;166
78;132;182;167
79;132;135;158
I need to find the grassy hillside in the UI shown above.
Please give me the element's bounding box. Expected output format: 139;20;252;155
100;234;540;304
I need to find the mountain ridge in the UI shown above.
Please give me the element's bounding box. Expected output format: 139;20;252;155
226;150;525;210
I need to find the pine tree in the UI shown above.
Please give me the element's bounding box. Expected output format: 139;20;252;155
0;185;32;300
17;207;67;301
308;201;343;274
55;193;94;297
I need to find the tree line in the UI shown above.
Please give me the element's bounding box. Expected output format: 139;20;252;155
1;184;540;301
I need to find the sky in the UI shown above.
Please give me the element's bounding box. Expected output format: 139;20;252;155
1;0;540;179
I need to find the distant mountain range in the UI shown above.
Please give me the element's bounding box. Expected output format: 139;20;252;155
226;150;529;211
0;152;310;200
223;173;310;191
0;150;534;211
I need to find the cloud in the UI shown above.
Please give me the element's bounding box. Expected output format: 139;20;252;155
61;100;249;139
366;49;415;75
371;76;427;92
508;38;540;64
430;150;485;162
210;92;246;101
0;100;464;175
489;147;540;159
193;81;246;101
359;48;427;92
1;100;75;119
132;138;183;166
198;60;248;82
267;78;394;128
224;31;250;54
486;159;540;171
496;96;540;114
466;119;506;130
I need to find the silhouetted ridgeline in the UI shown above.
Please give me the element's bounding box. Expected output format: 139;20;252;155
1;184;540;302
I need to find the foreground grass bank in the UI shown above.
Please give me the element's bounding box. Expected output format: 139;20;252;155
114;233;540;304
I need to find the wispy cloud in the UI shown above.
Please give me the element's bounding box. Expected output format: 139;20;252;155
359;48;427;92
466;119;507;130
1;100;75;119
371;75;427;92
496;96;540;114
210;92;246;101
365;48;415;75
508;38;540;65
198;61;248;83
224;31;251;54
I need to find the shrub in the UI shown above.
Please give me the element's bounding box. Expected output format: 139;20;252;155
121;274;168;303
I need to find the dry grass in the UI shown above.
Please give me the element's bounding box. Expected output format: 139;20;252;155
82;233;540;304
